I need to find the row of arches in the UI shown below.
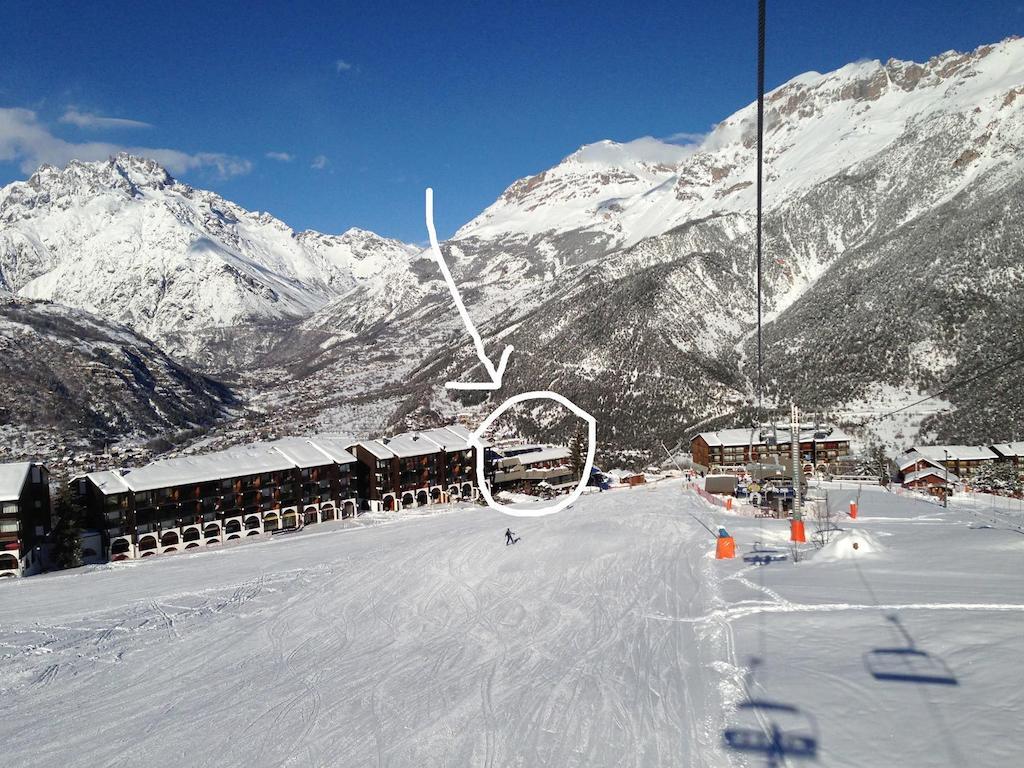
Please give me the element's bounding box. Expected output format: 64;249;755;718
0;552;19;576
108;500;359;561
380;483;475;511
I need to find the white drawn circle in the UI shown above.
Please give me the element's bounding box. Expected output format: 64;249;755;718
471;390;597;517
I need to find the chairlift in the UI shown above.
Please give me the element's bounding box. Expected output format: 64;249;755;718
798;412;822;441
723;699;819;761
864;647;958;686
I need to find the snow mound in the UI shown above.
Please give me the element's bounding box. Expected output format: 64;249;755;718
814;529;885;562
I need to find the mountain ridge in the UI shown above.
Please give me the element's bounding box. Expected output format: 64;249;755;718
3;37;1024;465
0;153;420;357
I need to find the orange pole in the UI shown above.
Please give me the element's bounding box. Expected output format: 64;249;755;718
849;500;858;519
716;535;736;559
790;518;806;542
726;497;733;511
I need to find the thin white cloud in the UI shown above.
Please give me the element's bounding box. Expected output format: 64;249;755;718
573;136;700;167
59;108;152;130
0;107;251;179
311;154;329;170
664;131;708;148
265;151;294;162
335;59;353;73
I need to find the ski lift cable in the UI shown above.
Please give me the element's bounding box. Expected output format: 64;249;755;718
775;339;1024;413
845;344;1024;430
755;0;766;422
753;0;771;672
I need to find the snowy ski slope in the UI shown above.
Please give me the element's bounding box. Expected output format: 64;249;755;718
0;480;1022;767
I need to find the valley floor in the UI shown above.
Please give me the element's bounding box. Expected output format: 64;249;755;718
0;480;1022;767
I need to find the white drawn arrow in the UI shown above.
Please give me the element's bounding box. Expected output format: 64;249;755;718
425;187;514;390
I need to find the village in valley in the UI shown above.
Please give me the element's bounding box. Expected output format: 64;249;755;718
3;414;1022;576
3;413;1024;767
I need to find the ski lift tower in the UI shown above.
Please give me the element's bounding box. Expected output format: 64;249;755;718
790;402;805;542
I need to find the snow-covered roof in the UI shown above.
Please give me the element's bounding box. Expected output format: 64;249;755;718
696;426;853;448
416;425;476;452
518;447;571;465
257;439;333;468
694;429;755;448
546;480;579;490
911;445;999;462
262;438;356;468
380;433;444;458
0;462;32;502
897;451;944;471
903;467;960;484
83;425;468;496
352;440;396;460
86;437;360;496
84;470;131;495
304;437;359;465
121;445;297;493
990;442;1024;458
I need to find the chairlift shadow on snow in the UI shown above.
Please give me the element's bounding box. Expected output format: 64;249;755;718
742;541;789;566
863;614;958;686
723;658;819;766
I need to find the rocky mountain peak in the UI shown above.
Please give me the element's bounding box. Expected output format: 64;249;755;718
29;153;174;196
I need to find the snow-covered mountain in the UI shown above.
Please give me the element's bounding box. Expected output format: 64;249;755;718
3;38;1023;465
415;37;1024;454
457;38;1024;253
0;294;235;464
0;154;419;357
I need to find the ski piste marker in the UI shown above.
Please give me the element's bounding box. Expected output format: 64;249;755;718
426;190;598;518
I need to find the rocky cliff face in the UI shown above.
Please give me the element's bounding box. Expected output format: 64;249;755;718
0;295;236;464
403;37;1024;457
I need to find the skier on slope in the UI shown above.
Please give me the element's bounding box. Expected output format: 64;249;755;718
505;527;519;546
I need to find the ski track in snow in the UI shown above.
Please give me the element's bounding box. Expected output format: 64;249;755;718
0;482;735;768
1;479;1023;766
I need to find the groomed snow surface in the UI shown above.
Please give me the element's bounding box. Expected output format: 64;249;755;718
1;480;1022;767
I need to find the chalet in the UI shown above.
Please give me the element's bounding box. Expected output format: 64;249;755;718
488;444;575;494
74;438;359;562
897;451;942;480
900;445;999;480
990;442;1024;472
0;461;51;577
903;466;960;497
690;426;852;472
349;426;480;511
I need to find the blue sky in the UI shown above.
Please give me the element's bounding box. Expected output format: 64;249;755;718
1;1;1022;242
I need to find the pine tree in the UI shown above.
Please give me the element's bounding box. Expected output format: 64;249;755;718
972;462;1021;495
50;483;83;570
569;423;586;482
875;445;891;486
